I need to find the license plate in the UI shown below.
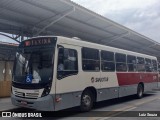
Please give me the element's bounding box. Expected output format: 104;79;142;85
21;101;27;105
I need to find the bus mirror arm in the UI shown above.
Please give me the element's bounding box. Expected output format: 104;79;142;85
57;45;64;49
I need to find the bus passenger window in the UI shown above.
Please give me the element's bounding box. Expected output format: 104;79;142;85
127;55;136;72
82;47;100;71
145;58;152;72
57;48;78;79
115;53;127;72
137;57;145;72
152;60;157;72
101;51;115;71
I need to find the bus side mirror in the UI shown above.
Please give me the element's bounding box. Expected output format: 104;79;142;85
57;45;64;49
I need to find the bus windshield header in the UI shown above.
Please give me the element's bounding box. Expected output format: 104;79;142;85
20;37;57;47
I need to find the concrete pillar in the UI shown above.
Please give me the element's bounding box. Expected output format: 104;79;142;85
0;61;5;81
4;61;13;81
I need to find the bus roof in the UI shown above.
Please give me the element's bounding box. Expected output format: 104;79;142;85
22;36;157;60
58;36;157;60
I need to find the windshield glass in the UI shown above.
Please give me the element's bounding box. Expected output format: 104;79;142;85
14;47;54;84
13;37;56;84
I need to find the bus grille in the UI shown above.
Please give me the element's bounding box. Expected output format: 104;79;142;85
14;91;39;99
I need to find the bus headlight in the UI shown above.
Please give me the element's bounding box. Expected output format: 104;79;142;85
41;84;51;97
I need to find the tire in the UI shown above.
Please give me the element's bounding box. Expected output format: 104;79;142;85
137;84;144;99
80;90;93;112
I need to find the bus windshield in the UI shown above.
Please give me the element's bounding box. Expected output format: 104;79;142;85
13;47;55;84
13;36;57;85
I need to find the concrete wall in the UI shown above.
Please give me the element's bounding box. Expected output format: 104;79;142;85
0;81;11;97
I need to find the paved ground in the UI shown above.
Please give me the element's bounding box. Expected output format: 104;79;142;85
58;91;160;120
0;97;18;111
1;90;160;120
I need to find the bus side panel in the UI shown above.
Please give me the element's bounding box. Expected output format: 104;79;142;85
98;72;119;101
117;73;158;85
144;82;158;92
119;85;137;97
55;72;101;111
117;72;158;97
97;87;119;101
143;73;158;92
54;91;82;111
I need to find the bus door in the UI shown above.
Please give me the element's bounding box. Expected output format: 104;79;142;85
55;44;80;110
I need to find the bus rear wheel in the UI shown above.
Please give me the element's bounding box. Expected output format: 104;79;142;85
80;90;93;112
137;84;144;99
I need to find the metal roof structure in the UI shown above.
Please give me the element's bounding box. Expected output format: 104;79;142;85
0;0;160;58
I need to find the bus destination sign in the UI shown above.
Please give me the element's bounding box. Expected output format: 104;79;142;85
22;37;56;47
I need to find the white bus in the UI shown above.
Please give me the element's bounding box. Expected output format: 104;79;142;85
11;36;158;111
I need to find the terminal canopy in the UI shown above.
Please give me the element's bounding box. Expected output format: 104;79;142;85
0;0;160;58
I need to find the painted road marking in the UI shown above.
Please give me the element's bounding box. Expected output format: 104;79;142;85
134;96;159;106
124;107;137;111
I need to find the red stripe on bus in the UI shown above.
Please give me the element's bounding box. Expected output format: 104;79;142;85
117;73;158;86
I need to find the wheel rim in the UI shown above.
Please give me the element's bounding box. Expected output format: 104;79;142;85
82;95;91;107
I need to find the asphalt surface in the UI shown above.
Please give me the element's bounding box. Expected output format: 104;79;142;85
1;90;160;120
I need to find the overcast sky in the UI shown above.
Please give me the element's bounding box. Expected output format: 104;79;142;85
72;0;160;42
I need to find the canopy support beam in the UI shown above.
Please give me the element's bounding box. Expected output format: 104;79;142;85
99;32;130;44
131;43;157;52
35;7;75;36
107;32;130;44
140;43;157;50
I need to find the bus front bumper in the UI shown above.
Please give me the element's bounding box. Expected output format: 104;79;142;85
11;94;54;111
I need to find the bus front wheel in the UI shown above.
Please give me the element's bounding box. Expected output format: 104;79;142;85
80;90;93;112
